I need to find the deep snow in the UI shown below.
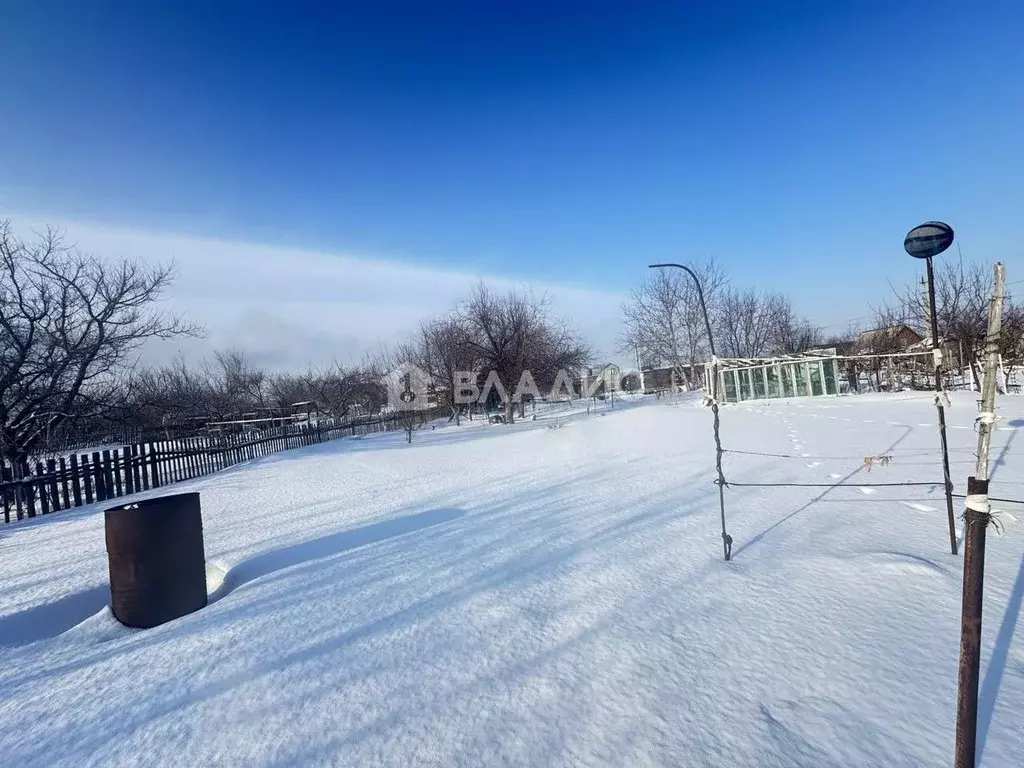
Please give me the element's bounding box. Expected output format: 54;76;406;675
1;392;1022;767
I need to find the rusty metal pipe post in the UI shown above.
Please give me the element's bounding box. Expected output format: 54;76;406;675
955;476;991;768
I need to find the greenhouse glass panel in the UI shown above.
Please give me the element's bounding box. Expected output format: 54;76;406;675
766;366;781;398
752;368;767;399
739;369;751;400
781;365;794;397
722;371;737;402
823;360;838;395
809;362;824;396
792;363;807;396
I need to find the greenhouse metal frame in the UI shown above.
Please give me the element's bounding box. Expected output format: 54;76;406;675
706;350;841;403
705;348;947;403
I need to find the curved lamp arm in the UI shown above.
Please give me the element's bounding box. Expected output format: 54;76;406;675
648;263;717;358
646;263;731;560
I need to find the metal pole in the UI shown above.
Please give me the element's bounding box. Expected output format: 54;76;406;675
649;263;732;560
925;256;958;555
954;262;1005;768
955;478;988;768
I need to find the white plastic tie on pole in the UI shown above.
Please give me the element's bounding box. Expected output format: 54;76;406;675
933;348;943;367
935;391;951;409
966;493;990;514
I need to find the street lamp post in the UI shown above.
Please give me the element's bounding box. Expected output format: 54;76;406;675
649;263;732;560
904;221;958;556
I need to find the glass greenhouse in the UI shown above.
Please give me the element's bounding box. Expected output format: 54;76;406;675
711;351;841;403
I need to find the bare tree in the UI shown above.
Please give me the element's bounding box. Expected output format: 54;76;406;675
1000;300;1024;384
772;300;824;354
128;356;219;433
522;318;592;394
0;222;199;464
205;349;269;417
397;316;479;424
619;259;727;387
126;351;388;439
311;362;387;418
266;368;319;413
885;256;1021;389
717;288;788;358
461;284;590;423
861;301;916;390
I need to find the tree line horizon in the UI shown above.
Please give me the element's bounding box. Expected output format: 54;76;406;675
2;221;1021;465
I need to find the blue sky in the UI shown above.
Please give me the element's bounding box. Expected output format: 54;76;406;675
2;1;1022;363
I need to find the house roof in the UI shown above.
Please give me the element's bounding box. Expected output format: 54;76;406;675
857;324;923;343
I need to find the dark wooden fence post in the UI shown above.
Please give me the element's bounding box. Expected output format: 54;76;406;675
123;448;135;495
46;458;60;512
177;440;187;481
149;443;161;488
163;441;174;483
102;450;114;499
130;445;141;491
36;462;50;518
188;438;200;478
37;462;50;515
12;462;24;520
57;457;71;510
173;440;183;482
157;441;165;485
21;460;36;518
82;454;95;504
70;454;84;506
180;438;189;478
1;464;10;525
111;450;124;497
92;451;106;502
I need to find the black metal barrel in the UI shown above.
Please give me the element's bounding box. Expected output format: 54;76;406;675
105;492;208;628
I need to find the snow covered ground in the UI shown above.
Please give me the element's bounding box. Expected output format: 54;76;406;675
1;392;1022;767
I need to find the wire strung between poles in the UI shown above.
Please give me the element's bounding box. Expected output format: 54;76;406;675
714;478;1024;501
718;480;943;489
723;448;956;461
953;492;1024;506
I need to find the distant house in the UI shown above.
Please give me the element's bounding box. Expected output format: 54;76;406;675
828;338;859;357
581;363;621;397
856;325;924;353
641;366;675;392
848;325;957;392
640;363;705;393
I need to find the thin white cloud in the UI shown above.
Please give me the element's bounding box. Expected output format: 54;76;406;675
2;212;626;369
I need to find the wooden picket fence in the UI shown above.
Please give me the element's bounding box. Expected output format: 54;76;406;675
1;408;442;525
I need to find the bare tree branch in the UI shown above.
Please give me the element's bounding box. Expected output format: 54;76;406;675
0;221;201;463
